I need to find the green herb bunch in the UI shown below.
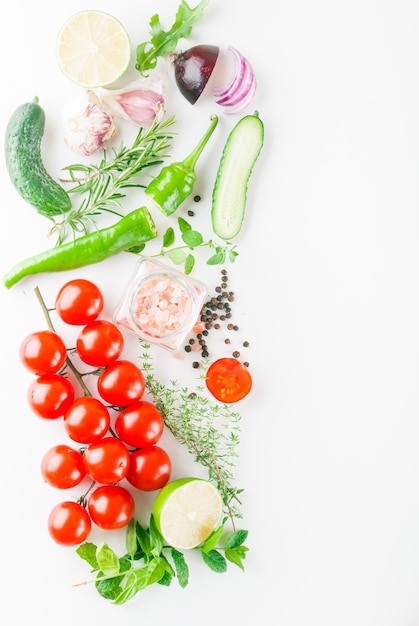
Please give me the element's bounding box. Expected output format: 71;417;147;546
54;115;176;243
140;342;244;524
76;516;248;604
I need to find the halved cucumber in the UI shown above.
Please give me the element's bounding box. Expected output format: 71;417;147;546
211;111;264;240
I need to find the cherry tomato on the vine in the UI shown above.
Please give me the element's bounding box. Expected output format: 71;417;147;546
64;396;110;444
19;330;67;375
205;357;252;403
114;400;164;448
83;436;130;484
41;444;86;489
126;445;172;491
28;373;75;419
76;319;124;367
55;279;104;325
48;501;91;546
97;359;145;407
88;485;134;530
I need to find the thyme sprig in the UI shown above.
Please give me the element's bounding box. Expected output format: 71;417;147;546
53;115;177;244
139;342;244;527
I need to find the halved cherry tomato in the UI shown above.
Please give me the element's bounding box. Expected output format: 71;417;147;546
55;279;104;325
114;400;164;448
83;436;130;484
76;320;124;367
28;374;75;419
205;357;252;403
126;445;171;491
64;396;110;444
41;444;86;489
97;359;145;407
88;485;134;530
19;330;67;375
48;501;91;546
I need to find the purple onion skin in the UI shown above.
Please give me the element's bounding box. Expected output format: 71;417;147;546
173;45;220;104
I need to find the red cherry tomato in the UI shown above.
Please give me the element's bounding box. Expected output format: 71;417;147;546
83;436;130;484
88;485;135;530
19;330;67;375
97;359;145;407
126;445;171;492
76;320;124;367
48;501;91;546
64;396;110;444
114;400;164;448
55;279;104;325
41;444;86;489
205;357;252;403
28;374;75;419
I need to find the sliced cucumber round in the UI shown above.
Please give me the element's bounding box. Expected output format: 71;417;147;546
211;111;264;240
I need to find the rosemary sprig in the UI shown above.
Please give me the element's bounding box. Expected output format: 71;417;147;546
52;115;177;244
139;342;243;527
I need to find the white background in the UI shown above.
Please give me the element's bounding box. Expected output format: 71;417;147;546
1;0;419;624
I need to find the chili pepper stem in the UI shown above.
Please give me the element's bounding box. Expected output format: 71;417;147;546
182;114;218;170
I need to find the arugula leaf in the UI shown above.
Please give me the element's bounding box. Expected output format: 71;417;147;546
136;0;210;74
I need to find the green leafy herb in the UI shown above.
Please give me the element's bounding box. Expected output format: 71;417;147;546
139;342;243;524
75;516;248;604
54;115;176;243
148;217;238;274
136;0;210;75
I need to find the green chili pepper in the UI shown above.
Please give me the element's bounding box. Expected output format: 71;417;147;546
2;206;157;289
145;114;218;215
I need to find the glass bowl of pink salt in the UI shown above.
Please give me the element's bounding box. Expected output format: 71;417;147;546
113;258;207;352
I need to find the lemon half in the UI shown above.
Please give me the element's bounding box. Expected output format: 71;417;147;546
56;10;131;88
152;478;223;550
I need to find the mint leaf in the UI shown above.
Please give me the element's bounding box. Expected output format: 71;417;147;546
136;0;210;74
126;519;137;557
113;559;166;605
149;515;164;556
96;543;120;577
225;548;245;571
171;548;189;587
225;529;248;549
200;525;224;553
76;542;99;569
201;549;227;573
136;520;151;557
95;575;124;601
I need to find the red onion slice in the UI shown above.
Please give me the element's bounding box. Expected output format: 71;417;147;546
213;46;257;114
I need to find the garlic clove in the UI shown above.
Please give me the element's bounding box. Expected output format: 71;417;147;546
63;91;117;156
94;74;166;127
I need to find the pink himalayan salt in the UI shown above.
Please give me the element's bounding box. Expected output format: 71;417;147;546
132;276;192;337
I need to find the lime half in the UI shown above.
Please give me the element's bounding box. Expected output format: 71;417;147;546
152;477;223;550
56;10;131;88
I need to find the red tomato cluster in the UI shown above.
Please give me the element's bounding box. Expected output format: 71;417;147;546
20;278;172;547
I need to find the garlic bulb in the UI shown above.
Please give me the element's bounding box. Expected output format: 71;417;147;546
94;75;166;127
63;91;116;156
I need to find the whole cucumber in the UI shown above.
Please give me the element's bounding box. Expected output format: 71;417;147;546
5;97;71;218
